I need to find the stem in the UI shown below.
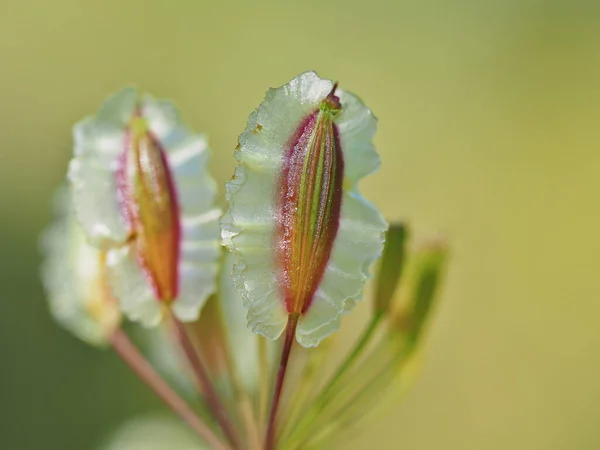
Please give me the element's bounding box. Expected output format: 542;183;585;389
109;330;229;450
279;337;333;444
265;313;299;450
258;335;271;433
282;318;390;449
322;311;384;400
171;316;242;450
293;337;412;450
301;350;409;450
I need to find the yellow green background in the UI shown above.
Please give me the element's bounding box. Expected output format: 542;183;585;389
1;0;599;449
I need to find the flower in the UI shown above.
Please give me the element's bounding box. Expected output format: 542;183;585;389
68;89;221;326
40;186;121;346
222;72;388;347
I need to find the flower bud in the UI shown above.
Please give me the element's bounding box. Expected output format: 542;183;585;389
222;72;387;347
276;88;344;315
69;89;221;326
117;116;180;302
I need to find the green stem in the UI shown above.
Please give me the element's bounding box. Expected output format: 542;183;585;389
279;337;332;444
299;339;414;449
282;312;385;449
321;311;384;401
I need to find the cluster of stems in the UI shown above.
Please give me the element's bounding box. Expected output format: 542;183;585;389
106;224;445;450
109;300;418;450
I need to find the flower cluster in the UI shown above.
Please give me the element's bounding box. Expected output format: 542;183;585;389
41;72;448;450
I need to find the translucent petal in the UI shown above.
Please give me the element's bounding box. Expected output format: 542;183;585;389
106;245;164;327
297;192;387;346
335;90;380;185
140;95;221;322
40;187;120;347
68;88;138;249
95;87;139;126
68;154;129;249
71;89;221;326
169;136;218;217
171;210;221;323
223;71;388;346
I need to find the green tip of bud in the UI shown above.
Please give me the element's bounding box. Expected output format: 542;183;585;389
321;82;342;115
374;222;410;314
129;115;149;135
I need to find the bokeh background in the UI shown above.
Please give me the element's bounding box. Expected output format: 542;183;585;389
1;0;599;449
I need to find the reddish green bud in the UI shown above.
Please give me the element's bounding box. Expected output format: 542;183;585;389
117;116;181;302
276;89;344;315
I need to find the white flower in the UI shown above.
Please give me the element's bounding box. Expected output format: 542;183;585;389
68;89;221;326
222;72;388;347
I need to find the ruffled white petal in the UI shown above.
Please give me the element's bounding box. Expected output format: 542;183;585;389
40;187;119;347
68;154;128;249
106;245;164;327
335;90;380;186
70;90;220;326
141;95;222;323
68;88;137;249
173;214;221;322
296;192;387;346
223;71;388;346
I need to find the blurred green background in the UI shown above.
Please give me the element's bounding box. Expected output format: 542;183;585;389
1;0;599;449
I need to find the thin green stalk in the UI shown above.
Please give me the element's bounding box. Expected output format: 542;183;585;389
321;311;384;401
279;337;333;444
296;338;415;450
282;312;385;448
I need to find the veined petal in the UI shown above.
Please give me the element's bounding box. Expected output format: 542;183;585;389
297;193;387;346
40;187;121;346
70;89;220;326
223;72;387;346
106;245;164;327
68;89;137;249
335;90;380;186
141;94;219;216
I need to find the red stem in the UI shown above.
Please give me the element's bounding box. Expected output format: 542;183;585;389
109;330;229;450
265;313;299;450
171;316;242;450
